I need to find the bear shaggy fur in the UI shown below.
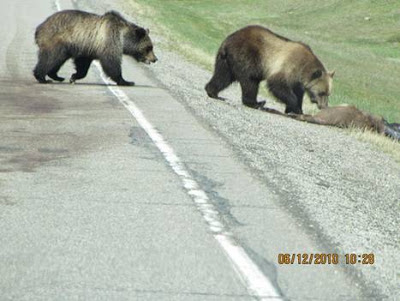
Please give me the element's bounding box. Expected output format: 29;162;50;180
33;10;157;86
205;25;334;113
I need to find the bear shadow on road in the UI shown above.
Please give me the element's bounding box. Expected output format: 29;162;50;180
46;81;157;89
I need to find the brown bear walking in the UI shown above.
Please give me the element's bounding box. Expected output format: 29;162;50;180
205;25;334;113
34;10;157;85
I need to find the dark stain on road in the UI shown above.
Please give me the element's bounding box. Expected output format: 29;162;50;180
0;149;70;173
129;126;152;146
0;91;61;115
241;243;286;299
0;146;22;152
0;79;134;174
0;81;76;172
38;148;69;154
190;169;244;228
0;195;16;206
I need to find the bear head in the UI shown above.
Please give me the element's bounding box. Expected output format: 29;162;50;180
305;70;334;109
123;26;157;64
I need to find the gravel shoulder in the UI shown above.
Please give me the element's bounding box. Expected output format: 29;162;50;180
85;0;400;298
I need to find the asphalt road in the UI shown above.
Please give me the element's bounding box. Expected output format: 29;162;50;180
0;0;398;300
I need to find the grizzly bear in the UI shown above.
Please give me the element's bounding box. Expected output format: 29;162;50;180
33;10;157;86
205;25;334;113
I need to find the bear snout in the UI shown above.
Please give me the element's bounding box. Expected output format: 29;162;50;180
148;52;158;63
317;99;329;109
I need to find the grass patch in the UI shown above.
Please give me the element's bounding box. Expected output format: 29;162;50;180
349;129;400;163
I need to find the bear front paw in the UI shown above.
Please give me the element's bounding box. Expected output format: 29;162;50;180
117;80;135;86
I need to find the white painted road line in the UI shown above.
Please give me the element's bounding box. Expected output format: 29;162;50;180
54;0;283;298
54;0;61;11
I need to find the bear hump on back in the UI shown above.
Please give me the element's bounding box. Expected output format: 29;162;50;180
102;10;129;27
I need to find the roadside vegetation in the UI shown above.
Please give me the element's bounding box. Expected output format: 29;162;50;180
127;0;400;159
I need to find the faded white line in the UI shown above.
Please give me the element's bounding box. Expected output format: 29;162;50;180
54;0;61;11
55;1;283;299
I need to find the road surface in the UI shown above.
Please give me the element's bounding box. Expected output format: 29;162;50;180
0;0;398;300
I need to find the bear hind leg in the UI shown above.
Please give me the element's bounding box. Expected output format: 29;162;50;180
240;79;265;109
33;50;52;83
205;55;234;100
34;47;69;84
70;57;93;84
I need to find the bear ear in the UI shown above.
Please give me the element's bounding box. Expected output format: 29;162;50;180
136;27;147;39
311;70;323;80
146;28;150;34
328;70;335;78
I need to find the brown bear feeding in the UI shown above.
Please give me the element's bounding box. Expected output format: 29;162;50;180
33;10;157;86
205;25;334;113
